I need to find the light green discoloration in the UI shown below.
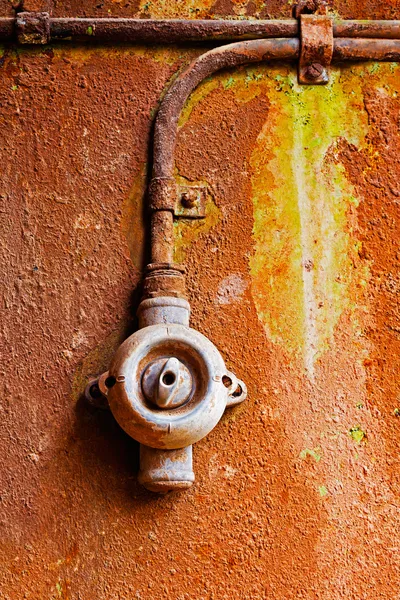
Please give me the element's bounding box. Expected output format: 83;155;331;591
246;65;373;377
300;447;322;462
86;26;94;36
223;76;236;90
318;485;328;497
349;426;366;444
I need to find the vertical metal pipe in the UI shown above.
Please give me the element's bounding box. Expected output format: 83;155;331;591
150;211;174;264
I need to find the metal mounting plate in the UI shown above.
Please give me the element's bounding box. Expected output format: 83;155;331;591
299;14;333;84
175;185;207;219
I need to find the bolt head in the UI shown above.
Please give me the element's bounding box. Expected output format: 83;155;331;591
305;63;324;80
181;190;198;209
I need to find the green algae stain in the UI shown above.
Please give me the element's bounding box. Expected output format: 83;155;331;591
246;65;370;377
300;447;322;462
318;485;328;497
349;426;366;444
223;76;236;90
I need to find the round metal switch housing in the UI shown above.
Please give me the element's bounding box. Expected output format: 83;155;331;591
106;323;229;450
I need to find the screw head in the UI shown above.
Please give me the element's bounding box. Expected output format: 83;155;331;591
305;63;324;80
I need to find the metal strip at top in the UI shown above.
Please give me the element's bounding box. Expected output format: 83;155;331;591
0;15;400;44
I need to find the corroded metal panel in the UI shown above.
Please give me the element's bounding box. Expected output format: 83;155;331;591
1;4;400;599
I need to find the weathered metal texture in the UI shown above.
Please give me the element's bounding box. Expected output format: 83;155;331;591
153;37;299;182
106;321;244;449
137;296;190;327
4;16;400;44
16;11;50;44
50;17;298;43
0;16;299;43
334;19;400;38
97;288;246;491
333;37;400;61
292;0;329;18
142;356;193;409
3;0;400;19
1;1;400;598
151;37;299;263
299;14;333;84
142;263;187;299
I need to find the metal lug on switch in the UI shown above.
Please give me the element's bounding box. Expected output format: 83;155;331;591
85;371;111;410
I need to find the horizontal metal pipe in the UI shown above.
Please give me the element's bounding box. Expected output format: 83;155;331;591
333;38;400;61
50;18;298;43
0;18;13;39
4;17;400;44
333;20;400;39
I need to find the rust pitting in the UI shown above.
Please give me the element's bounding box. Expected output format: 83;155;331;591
3;1;400;596
16;10;50;44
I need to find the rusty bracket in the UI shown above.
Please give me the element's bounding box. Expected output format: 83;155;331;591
149;177;207;219
298;14;333;84
16;11;50;44
175;185;207;219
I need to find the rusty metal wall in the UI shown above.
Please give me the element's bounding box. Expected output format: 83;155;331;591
1;1;400;599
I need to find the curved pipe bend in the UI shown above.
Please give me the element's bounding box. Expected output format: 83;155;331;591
149;37;299;264
148;35;400;264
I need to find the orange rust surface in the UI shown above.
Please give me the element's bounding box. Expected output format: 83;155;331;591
1;3;400;599
2;0;400;18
